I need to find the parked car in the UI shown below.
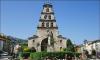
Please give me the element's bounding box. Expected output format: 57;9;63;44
0;50;12;60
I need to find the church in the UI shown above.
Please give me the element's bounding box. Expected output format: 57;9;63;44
28;3;68;52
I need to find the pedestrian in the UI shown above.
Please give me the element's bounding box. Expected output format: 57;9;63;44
13;43;21;59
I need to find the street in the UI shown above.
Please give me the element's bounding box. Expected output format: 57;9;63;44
0;55;13;60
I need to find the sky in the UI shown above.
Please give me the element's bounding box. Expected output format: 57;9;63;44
1;0;100;44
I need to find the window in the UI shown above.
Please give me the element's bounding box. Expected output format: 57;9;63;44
46;8;49;12
33;40;35;42
48;15;51;19
42;22;44;27
51;22;53;27
44;15;47;19
60;40;62;43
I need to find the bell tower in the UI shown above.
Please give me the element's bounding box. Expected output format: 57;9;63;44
28;3;67;52
37;3;58;37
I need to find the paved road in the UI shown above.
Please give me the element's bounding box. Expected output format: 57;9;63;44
0;58;11;60
0;55;13;60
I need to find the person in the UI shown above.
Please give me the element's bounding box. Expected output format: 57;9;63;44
13;43;21;59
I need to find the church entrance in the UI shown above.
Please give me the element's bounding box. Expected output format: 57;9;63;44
41;38;48;51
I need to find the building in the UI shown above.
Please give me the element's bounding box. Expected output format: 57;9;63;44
28;3;67;52
0;33;27;54
0;33;4;50
0;33;7;51
83;40;100;55
77;40;100;58
75;44;84;53
0;33;11;53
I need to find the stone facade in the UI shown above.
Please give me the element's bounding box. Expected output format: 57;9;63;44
83;40;100;55
28;3;67;52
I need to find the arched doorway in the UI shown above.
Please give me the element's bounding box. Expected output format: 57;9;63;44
41;38;48;51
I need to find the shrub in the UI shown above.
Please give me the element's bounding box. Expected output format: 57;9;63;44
19;51;81;60
30;52;42;60
29;51;81;59
19;52;30;60
23;47;30;52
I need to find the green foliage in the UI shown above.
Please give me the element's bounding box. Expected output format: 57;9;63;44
66;39;75;52
19;52;30;60
19;52;23;60
30;52;42;60
23;47;30;52
29;52;81;59
21;43;28;49
20;44;36;53
19;51;81;60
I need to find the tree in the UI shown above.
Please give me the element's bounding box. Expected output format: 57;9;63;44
66;39;75;52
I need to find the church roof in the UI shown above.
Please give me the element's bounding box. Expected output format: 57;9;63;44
57;35;67;39
28;35;38;40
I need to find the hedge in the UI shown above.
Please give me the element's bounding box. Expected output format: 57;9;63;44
20;51;81;60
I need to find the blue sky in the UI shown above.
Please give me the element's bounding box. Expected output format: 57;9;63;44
1;0;100;44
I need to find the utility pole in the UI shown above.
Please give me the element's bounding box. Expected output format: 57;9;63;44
74;41;77;60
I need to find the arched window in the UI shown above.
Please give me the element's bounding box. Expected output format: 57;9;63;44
51;22;53;27
48;15;51;19
60;40;62;43
46;8;49;12
42;22;44;27
44;15;47;19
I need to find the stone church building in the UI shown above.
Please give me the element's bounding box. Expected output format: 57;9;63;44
28;3;68;52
